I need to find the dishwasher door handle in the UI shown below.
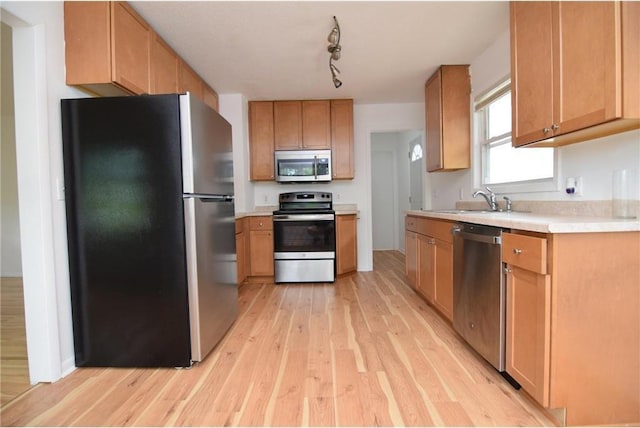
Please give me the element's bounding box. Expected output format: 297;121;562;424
452;228;502;245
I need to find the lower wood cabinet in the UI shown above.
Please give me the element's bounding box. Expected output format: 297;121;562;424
248;216;274;278
405;230;418;289
336;214;357;275
503;232;550;406
235;218;248;285
503;230;640;426
505;265;550;406
405;215;454;321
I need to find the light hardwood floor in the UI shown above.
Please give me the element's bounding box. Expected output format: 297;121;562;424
0;251;555;426
0;277;31;407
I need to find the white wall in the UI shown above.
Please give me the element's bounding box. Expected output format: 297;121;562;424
429;30;640;209
1;22;22;277
238;102;425;270
218;94;255;214
2;1;88;382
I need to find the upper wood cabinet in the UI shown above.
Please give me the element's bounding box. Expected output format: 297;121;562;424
424;65;471;172
273;100;332;150
65;1;151;95
150;33;179;95
249;98;354;181
178;60;219;111
274;101;303;150
202;85;219;113
331;99;354;180
510;1;640;147
65;1;220;111
302;100;332;149
249;101;275;181
179;60;203;100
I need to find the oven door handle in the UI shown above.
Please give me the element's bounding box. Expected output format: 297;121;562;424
273;214;335;221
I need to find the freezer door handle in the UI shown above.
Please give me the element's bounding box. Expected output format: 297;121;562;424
184;193;234;202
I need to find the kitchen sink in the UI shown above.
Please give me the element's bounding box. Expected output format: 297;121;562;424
427;209;493;214
426;209;529;214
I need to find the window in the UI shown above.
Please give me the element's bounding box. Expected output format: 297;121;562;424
410;143;423;162
476;79;555;190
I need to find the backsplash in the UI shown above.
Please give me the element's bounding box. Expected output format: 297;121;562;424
455;200;639;218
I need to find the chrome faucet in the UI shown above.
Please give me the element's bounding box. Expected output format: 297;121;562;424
472;186;498;211
503;196;513;212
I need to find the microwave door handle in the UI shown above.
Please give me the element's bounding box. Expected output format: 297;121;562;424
314;155;318;180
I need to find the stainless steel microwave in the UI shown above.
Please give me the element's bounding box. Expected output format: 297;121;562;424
275;150;332;183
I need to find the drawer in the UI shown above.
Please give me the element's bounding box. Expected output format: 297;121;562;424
406;215;426;233
503;232;547;274
249;216;273;231
424;219;455;244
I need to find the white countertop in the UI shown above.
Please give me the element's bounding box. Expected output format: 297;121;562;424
408;210;640;233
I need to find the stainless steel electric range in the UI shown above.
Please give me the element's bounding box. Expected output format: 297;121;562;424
272;191;336;283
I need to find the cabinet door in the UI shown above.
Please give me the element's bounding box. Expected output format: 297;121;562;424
302;100;331;149
179;60;204;100
274;101;302;150
111;2;150;95
236;231;246;285
425;66;470;171
249;101;275;181
425;68;443;172
331;99;354;179
417;235;435;302
554;1;620;135
510;1;555;147
203;84;219;112
249;230;274;276
433;239;453;321
336;214;357;275
64;1;112;86
506;265;551;406
405;231;418;289
150;33;179;94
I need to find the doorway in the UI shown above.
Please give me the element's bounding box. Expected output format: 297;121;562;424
370;131;424;252
0;20;31;406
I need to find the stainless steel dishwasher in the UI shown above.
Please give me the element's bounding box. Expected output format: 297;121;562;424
452;222;506;372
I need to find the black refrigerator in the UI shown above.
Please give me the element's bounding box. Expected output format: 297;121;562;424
61;94;238;367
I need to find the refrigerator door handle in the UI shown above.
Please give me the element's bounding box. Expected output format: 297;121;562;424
184;193;235;202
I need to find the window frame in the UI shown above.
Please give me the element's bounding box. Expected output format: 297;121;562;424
473;77;560;194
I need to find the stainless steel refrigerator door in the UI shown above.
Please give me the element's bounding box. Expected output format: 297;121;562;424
180;93;234;197
184;196;238;362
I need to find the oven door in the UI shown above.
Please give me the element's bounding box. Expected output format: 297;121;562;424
273;213;335;254
273;213;336;283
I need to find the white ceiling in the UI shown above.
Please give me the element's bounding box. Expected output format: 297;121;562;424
130;1;509;104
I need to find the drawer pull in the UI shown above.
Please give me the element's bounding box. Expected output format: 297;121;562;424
513;248;523;255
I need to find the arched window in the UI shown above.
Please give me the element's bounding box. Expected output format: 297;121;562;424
410;143;423;162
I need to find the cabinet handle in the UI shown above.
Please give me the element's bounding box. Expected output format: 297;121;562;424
504;267;512;274
551;123;559;131
513;248;523;255
543;127;551;134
